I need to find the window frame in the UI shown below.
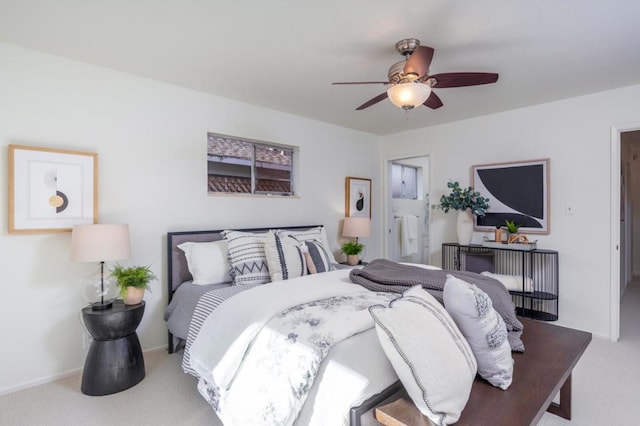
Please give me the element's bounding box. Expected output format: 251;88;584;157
391;163;419;200
207;132;296;196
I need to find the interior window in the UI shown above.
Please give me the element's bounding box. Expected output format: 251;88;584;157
392;164;418;199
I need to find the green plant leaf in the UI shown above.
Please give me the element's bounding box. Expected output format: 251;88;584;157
439;181;490;217
341;240;364;255
110;264;157;298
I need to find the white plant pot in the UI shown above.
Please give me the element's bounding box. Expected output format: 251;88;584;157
456;209;474;245
347;254;360;266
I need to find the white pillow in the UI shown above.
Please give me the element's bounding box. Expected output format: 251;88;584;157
444;275;514;390
369;286;477;425
480;271;533;292
264;231;307;281
177;240;231;285
222;230;271;285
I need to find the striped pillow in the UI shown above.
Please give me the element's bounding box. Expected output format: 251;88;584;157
303;240;332;273
222;230;270;285
278;227;337;267
265;231;307;281
369;286;477;425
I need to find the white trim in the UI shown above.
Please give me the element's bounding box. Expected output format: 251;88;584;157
611;125;620;342
610;122;640;342
0;344;168;396
0;367;83;396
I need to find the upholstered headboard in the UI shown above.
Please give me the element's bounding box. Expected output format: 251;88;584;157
166;225;323;300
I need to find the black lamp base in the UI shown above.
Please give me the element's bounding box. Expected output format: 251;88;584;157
91;300;113;311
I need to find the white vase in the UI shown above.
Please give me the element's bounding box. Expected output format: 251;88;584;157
456;209;474;245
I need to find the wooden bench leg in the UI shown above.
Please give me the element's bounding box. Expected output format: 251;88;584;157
547;373;572;420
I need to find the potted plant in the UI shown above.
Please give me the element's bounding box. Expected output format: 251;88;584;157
504;219;521;235
504;219;525;243
110;264;157;305
341;240;364;266
439;181;490;245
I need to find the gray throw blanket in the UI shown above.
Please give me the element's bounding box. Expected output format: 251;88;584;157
350;259;524;352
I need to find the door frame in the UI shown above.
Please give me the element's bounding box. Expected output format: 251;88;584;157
383;153;431;261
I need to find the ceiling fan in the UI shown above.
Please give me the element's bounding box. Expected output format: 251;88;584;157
333;38;499;111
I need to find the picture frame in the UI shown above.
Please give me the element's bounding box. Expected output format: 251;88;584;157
9;145;98;233
472;159;550;234
345;177;371;218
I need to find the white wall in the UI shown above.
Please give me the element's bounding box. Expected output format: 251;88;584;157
0;43;383;394
381;84;640;338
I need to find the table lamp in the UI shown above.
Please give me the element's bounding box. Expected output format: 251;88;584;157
70;224;131;310
343;217;371;244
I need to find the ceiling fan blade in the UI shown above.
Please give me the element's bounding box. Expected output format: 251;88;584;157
430;72;499;88
332;81;389;85
423;91;443;109
403;46;435;78
356;92;388;110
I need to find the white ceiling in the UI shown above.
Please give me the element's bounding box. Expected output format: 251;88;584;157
1;1;639;135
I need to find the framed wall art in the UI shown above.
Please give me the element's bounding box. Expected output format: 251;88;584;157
472;159;550;234
345;177;371;218
9;145;98;233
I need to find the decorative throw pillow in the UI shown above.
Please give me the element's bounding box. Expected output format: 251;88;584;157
222;230;270;285
461;251;495;274
443;274;514;390
278;227;337;268
369;286;477;425
480;271;534;292
302;240;332;273
264;231;308;281
177;240;232;285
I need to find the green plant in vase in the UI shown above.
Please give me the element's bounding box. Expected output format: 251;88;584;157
439;181;490;217
341;240;364;266
504;219;521;234
439;181;490;245
110;264;157;305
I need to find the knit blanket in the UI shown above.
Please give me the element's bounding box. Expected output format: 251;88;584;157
350;259;524;352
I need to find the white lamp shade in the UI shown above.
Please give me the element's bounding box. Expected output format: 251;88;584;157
343;217;371;238
387;82;432;110
70;224;131;262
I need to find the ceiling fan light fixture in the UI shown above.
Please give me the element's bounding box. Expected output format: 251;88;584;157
387;82;431;111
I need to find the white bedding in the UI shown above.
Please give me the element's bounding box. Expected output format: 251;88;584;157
187;269;400;426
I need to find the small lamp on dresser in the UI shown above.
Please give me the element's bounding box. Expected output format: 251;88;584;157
70;224;131;310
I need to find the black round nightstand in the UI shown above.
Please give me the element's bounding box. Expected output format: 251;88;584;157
81;300;145;396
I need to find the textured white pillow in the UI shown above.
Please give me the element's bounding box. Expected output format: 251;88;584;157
369;286;477;425
264;231;307;281
444;275;514;390
481;271;533;292
222;230;271;285
177;240;231;285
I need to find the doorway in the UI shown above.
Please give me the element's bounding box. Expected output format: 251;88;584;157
384;155;431;264
611;123;640;341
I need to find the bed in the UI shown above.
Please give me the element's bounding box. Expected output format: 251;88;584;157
165;225;405;426
164;225;540;426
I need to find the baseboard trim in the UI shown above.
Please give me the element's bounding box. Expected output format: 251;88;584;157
0;368;83;397
0;344;169;396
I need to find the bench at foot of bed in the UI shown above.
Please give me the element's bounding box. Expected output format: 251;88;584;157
375;318;591;425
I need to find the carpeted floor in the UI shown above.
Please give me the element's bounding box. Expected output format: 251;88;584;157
2;281;639;426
